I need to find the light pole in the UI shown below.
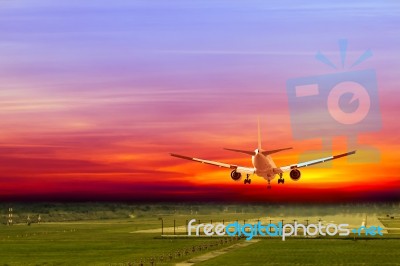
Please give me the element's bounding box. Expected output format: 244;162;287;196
158;217;164;235
8;208;13;226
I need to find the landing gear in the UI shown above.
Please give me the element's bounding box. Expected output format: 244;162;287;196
244;174;251;184
267;180;271;189
278;173;285;184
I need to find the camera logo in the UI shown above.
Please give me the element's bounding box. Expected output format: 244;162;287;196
287;40;381;163
327;81;370;125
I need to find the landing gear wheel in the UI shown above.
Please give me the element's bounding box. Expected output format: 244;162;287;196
278;173;284;184
244;174;251;185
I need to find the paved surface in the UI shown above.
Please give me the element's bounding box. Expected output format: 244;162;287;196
175;239;260;266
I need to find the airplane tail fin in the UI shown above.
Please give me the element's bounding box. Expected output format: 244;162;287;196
258;117;262;150
257;117;292;155
224;118;292;156
223;118;263;156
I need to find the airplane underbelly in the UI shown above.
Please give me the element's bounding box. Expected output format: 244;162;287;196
253;156;267;170
253;155;276;179
254;162;268;172
253;156;271;174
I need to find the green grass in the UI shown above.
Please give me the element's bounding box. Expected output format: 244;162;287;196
197;239;400;266
0;205;399;265
0;221;173;265
0;215;246;265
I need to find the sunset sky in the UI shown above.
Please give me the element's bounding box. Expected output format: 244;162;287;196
0;0;399;202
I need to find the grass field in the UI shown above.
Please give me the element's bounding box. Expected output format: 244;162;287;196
0;215;246;265
196;239;400;265
0;203;399;265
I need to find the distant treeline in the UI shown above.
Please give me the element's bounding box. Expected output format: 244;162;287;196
0;202;399;224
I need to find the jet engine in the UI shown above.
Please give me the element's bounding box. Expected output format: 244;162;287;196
289;169;301;181
230;170;242;181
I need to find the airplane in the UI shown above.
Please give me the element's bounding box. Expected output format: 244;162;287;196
170;120;356;189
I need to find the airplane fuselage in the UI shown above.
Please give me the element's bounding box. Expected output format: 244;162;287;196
251;150;277;181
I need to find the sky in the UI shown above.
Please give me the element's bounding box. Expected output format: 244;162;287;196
0;0;399;202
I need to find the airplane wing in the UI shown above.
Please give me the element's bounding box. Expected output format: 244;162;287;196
276;150;356;173
170;153;255;174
